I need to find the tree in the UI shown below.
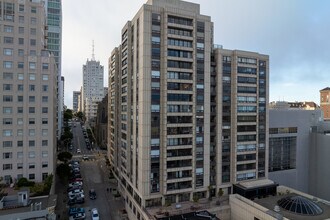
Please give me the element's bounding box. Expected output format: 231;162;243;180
57;152;72;163
75;111;84;121
56;164;70;182
218;188;224;198
64;109;73;121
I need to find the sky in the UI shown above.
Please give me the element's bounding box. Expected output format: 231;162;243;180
62;0;330;109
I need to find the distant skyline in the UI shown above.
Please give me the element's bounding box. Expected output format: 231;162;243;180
62;0;330;108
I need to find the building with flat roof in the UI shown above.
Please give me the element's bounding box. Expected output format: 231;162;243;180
73;91;81;112
108;0;269;219
0;0;57;183
320;87;330;120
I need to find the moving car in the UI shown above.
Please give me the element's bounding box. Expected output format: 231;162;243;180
91;208;99;220
76;149;81;153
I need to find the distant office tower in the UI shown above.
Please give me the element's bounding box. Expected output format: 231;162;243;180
108;0;269;219
0;0;57;183
82;53;104;124
73;91;81;112
44;0;63;139
320;87;330;120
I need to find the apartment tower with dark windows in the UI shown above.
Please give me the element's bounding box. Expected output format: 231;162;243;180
108;1;269;219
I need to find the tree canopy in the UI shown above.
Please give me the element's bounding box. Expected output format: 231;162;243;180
57;151;73;163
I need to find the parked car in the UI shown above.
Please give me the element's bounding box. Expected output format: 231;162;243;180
89;189;96;200
67;195;85;206
68;192;84;200
69;178;83;183
72;212;85;220
69;181;83;188
68;189;84;197
68;207;85;216
70;173;82;179
67;185;83;192
91;208;99;220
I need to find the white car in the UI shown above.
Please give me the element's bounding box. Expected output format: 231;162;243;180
91;208;99;220
68;192;84;200
68;189;84;197
76;149;81;153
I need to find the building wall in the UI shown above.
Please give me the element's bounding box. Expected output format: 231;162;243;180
72;91;81;112
320;89;330;120
268;108;321;193
310;123;330;201
0;0;57;183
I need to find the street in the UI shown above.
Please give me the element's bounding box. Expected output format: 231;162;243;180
55;121;125;220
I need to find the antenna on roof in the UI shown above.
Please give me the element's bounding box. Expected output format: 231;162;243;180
92;40;95;61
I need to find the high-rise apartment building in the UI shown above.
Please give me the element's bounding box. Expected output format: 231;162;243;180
72;91;81;112
108;0;269;219
82;56;104;124
0;0;57;183
320;87;330;120
44;0;63;139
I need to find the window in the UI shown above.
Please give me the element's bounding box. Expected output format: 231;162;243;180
42;129;48;136
30;28;36;35
42;96;48;102
17;129;23;136
42;107;48;113
17;163;23;169
17;118;23;125
29;62;36;69
3;164;12;170
17;152;23;159
17;141;23;147
42;118;48;124
29;152;35;158
4;25;13;32
29;174;35;180
3;141;13;148
29;140;35;147
19;16;24;23
3;72;13;80
3;61;13;69
18;73;24;80
17;107;24;114
19;27;24;33
4;98;14;109
42;151;48;158
19;4;24;12
4;37;14;44
29;73;36;81
3;107;13;114
29;96;35;102
31;17;36;24
29;163;35;169
28;107;35;113
29;85;35;91
18;49;24;56
3;152;12;159
42;162;48;168
42;140;48;146
30;39;36;46
29;118;35;125
3;48;13;56
18;38;24;45
17;163;23;170
17;84;24;91
42;75;49;81
30;50;36;56
3;118;12;125
42;63;49;70
42;85;48;92
17;95;23;102
3;84;12;91
31;7;37;13
3;130;13;137
29;129;35;136
17;62;24;69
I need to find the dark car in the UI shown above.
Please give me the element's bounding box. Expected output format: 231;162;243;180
67;196;84;206
72;212;86;220
89;189;96;200
67;185;83;192
68;207;85;216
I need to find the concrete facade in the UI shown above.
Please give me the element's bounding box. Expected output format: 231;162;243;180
0;0;57;183
108;0;269;219
268;106;322;193
72;91;81;112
